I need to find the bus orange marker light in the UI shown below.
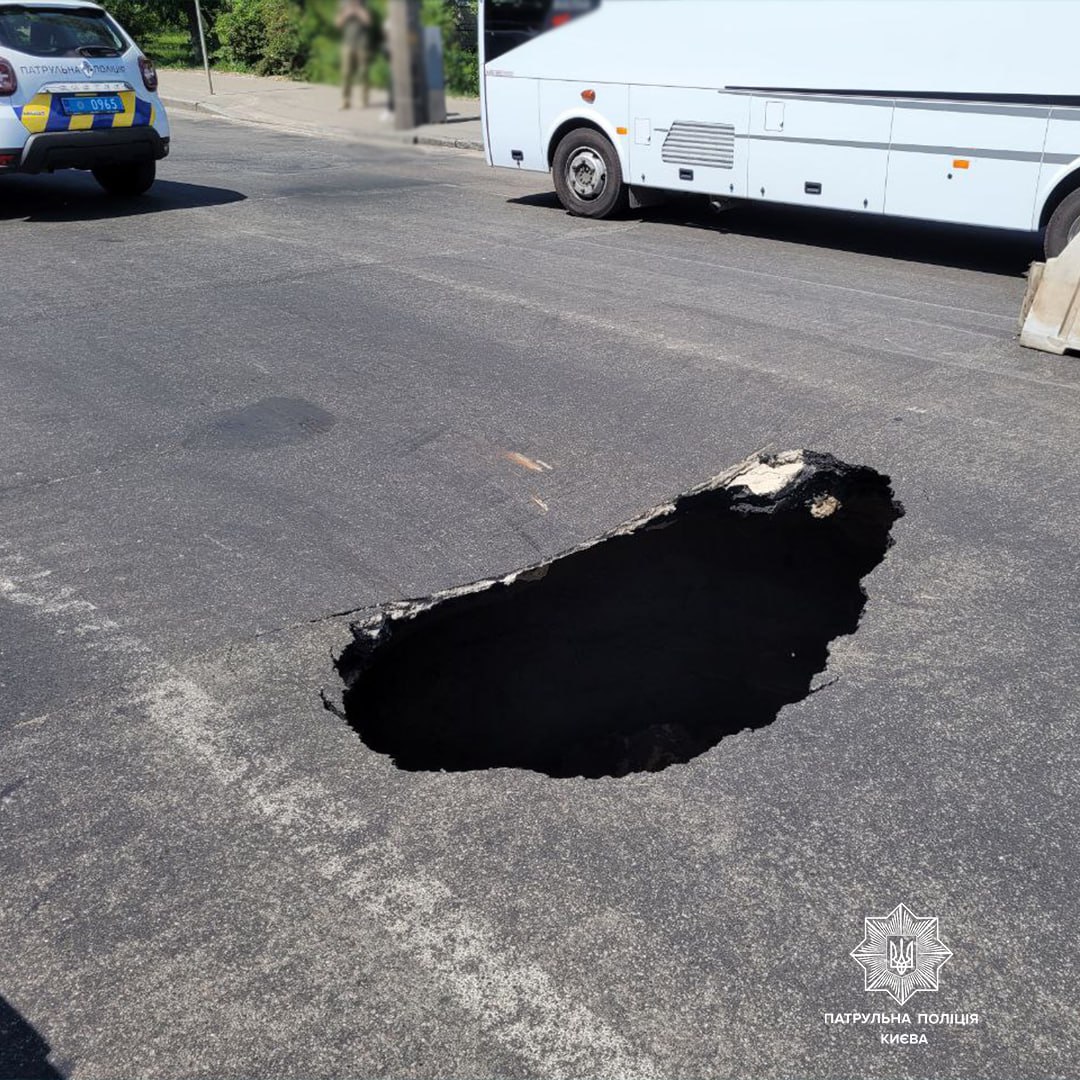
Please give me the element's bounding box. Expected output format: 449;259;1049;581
952;158;970;169
616;126;628;135
581;89;596;104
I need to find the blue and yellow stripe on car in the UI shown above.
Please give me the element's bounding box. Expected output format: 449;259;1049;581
15;92;156;134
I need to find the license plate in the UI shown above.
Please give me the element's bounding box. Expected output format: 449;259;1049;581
60;94;124;116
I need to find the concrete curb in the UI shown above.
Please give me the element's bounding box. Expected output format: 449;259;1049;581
160;94;484;153
160;96;229;119
413;133;484;152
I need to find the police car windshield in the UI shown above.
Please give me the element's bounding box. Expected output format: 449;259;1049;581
0;7;125;57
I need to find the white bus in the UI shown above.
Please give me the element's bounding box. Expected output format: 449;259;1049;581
479;0;1080;257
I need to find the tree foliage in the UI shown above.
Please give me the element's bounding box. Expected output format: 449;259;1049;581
216;0;307;75
105;0;480;95
101;1;165;41
103;1;228;64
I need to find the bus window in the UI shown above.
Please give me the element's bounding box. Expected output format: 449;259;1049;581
484;0;601;63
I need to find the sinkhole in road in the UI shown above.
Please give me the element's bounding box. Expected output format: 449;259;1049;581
333;451;903;779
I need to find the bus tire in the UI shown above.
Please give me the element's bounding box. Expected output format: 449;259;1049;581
552;128;627;219
1045;188;1080;259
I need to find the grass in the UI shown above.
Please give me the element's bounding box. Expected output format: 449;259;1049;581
143;30;191;68
145;29;274;77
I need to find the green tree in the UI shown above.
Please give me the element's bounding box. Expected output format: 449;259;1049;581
216;0;307;75
103;1;226;64
101;1;165;41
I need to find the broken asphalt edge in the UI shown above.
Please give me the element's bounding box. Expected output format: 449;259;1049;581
324;449;900;712
160;94;485;152
348;450;807;631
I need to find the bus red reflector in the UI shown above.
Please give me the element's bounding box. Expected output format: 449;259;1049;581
581;89;596;103
552;13;572;26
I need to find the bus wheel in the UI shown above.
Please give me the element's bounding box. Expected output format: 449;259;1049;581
552;128;627;219
1045;189;1080;259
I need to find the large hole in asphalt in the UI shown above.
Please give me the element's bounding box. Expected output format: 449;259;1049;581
333;451;903;779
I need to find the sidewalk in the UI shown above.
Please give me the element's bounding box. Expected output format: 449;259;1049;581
158;68;485;152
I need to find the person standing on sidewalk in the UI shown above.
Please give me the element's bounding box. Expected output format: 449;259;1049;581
337;0;372;109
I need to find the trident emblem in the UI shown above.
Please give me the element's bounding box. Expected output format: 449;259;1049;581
853;905;952;1005
888;937;915;975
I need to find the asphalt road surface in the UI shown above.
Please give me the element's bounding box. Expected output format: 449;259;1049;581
1;114;1077;1080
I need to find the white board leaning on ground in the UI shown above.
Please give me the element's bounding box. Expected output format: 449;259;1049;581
479;0;1080;256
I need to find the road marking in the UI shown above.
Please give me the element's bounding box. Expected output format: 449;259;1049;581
0;540;661;1079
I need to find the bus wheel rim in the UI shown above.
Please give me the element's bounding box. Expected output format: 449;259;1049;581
567;148;607;199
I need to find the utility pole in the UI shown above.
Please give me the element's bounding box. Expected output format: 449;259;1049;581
387;0;426;130
193;0;214;95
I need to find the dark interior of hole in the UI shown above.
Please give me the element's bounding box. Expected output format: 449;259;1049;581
336;455;903;779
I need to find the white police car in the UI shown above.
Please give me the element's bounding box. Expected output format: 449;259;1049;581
0;0;169;195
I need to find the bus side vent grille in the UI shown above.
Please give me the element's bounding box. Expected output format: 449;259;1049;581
661;121;735;170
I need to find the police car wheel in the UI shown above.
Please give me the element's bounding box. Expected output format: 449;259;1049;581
92;160;156;197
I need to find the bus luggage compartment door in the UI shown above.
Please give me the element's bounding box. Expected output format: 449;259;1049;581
629;87;750;198
747;96;892;213
885;105;1048;230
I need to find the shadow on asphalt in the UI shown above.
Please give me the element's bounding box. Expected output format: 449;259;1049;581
0;995;64;1080
508;190;1041;276
0;174;246;222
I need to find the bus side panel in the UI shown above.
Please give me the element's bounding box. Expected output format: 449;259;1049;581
628;88;750;198
884;106;1047;230
484;75;546;172
747;98;892;213
1034;109;1080;230
539;82;630;179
